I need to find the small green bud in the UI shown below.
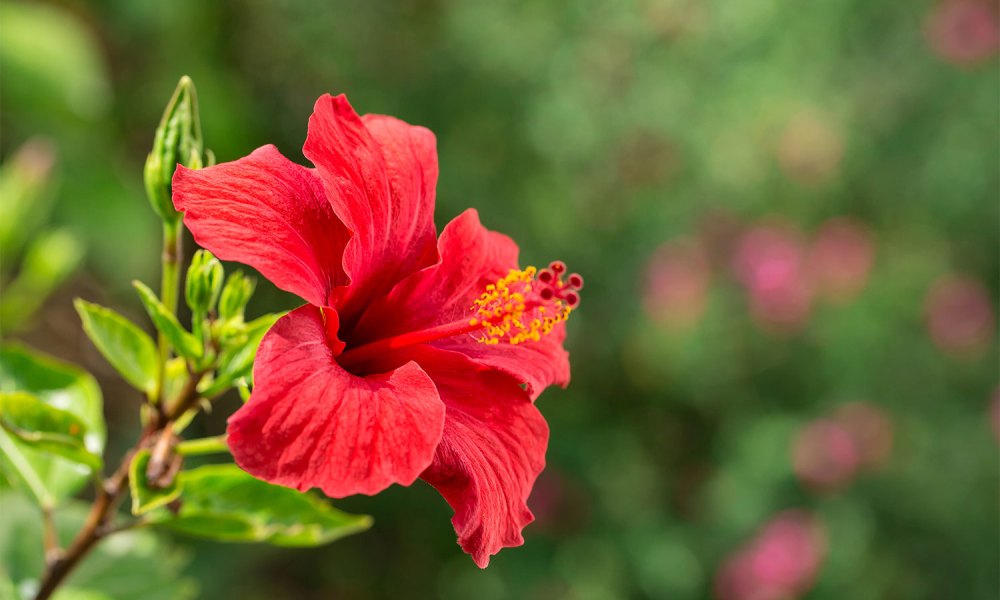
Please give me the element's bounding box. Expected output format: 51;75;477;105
144;76;204;222
218;270;256;322
185;250;223;314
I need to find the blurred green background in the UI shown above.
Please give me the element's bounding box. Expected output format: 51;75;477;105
1;0;997;598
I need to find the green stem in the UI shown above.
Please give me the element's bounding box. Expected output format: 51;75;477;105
154;220;182;407
176;435;229;457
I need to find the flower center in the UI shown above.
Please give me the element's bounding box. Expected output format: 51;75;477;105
336;261;581;369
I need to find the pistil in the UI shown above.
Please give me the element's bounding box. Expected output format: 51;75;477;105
337;318;481;369
335;262;582;371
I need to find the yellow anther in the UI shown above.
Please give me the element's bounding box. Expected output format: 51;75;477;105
470;265;576;346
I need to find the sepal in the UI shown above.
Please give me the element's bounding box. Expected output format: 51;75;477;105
144;76;204;222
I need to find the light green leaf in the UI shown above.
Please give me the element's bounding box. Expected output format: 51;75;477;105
150;464;371;547
132;281;202;362
0;392;101;471
0;344;104;505
0;492;196;600
0;228;84;332
74;299;158;396
128;449;181;516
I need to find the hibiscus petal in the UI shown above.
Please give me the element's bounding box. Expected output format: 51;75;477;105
354;209;570;398
172;145;350;307
442;321;570;401
227;305;445;498
303;95;438;319
411;346;549;568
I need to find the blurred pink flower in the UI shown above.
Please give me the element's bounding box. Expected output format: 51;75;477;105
807;218;875;303
792;403;894;492
834;402;894;469
715;510;827;600
924;275;995;355
925;0;1000;66
643;237;711;329
792;419;862;492
732;223;813;333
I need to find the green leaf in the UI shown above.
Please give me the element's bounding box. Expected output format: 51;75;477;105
128;449;181;516
201;312;282;398
150;464;371;547
132;281;202;362
0;492;196;600
0;392;101;471
0;228;84;332
74;299;158;396
0;344;104;506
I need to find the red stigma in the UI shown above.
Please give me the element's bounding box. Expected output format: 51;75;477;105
532;260;581;309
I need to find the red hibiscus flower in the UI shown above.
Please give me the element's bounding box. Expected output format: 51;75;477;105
171;94;580;567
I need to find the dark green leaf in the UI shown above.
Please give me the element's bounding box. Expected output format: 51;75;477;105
74;299;158;396
132;281;202;362
0;392;101;471
128;449;181;516
0;344;104;505
151;464;371;547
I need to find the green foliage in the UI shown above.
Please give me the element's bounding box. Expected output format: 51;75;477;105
128;449;181;516
0;492;196;600
0;140;84;334
0;392;101;472
0;2;109;122
0;229;84;332
148;464;372;547
0;140;55;260
132;281;202;363
74;300;158;397
202;312;282;397
0;345;104;507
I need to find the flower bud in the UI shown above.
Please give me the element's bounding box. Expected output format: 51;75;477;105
218;270;256;322
144;76;204;222
185;250;223;314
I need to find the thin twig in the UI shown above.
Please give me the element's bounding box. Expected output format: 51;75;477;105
41;506;61;566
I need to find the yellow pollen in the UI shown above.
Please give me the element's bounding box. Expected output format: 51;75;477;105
471;266;576;345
